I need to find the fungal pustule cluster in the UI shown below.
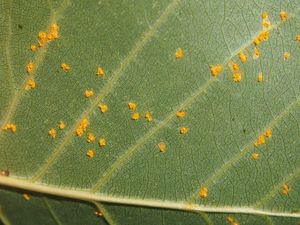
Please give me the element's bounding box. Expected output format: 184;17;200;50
283;52;290;60
261;11;271;29
281;183;289;195
2;123;17;133
75;118;89;136
48;128;56;138
58;121;65;130
251;152;259;160
84;90;94;98
48;120;67;138
127;101;153;122
158;142;166;152
179;127;188;135
250;12;272;62
27;22;58;76
87;132;95;143
253;47;260;60
128;102;139;120
144;112;153;122
210;64;222;77
175;48;183;59
131;112;140;120
23;194;30;201
254;128;271;147
26;62;34;74
0;169;9;177
279;11;288;21
60;63;70;72
94;210;103;217
238;52;248;64
230;62;242;83
257;72;263;82
98;138;106;148
86;149;94;158
226;216;239;225
176;110;185;119
198;187;208;199
98;103;108;113
25;78;36;90
96;67;105;77
31;23;59;50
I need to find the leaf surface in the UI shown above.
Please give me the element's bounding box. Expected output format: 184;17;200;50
1;0;300;224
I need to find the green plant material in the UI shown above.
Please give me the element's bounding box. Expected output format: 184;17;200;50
1;0;300;224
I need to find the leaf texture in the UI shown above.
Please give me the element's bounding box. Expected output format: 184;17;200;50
1;0;300;224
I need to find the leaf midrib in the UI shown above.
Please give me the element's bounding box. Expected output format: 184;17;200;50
0;176;300;218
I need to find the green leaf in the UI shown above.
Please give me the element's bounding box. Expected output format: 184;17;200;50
1;0;300;224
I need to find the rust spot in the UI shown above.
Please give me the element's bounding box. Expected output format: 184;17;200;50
23;194;30;201
281;184;289;195
86;149;94;158
95;210;103;217
238;52;248;63
98;103;108;113
175;47;183;59
98;138;106;148
84;90;94;98
279;11;288;21
128;102;137;110
264;128;271;138
30;45;37;52
0;169;9;177
176;110;186;119
253;47;260;59
257;72;263;82
144;112;153;122
210;64;222;77
131;112;140;120
96;67;105;77
26;62;34;74
198;187;208;199
75;118;89;136
48;128;56;138
25;78;36;90
179;127;188;134
58;121;65;130
2;124;17;133
87;133;95;143
232;73;241;83
254;134;265;147
283;52;290;60
60;63;70;72
158;142;166;152
251;152;259;160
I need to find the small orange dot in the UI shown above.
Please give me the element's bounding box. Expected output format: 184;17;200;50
48;128;56;138
158;142;166;152
198;187;208;199
60;63;70;72
23;194;30;201
98;138;106;148
179;127;188;134
86;149;94;158
131;112;140;120
175;48;183;59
